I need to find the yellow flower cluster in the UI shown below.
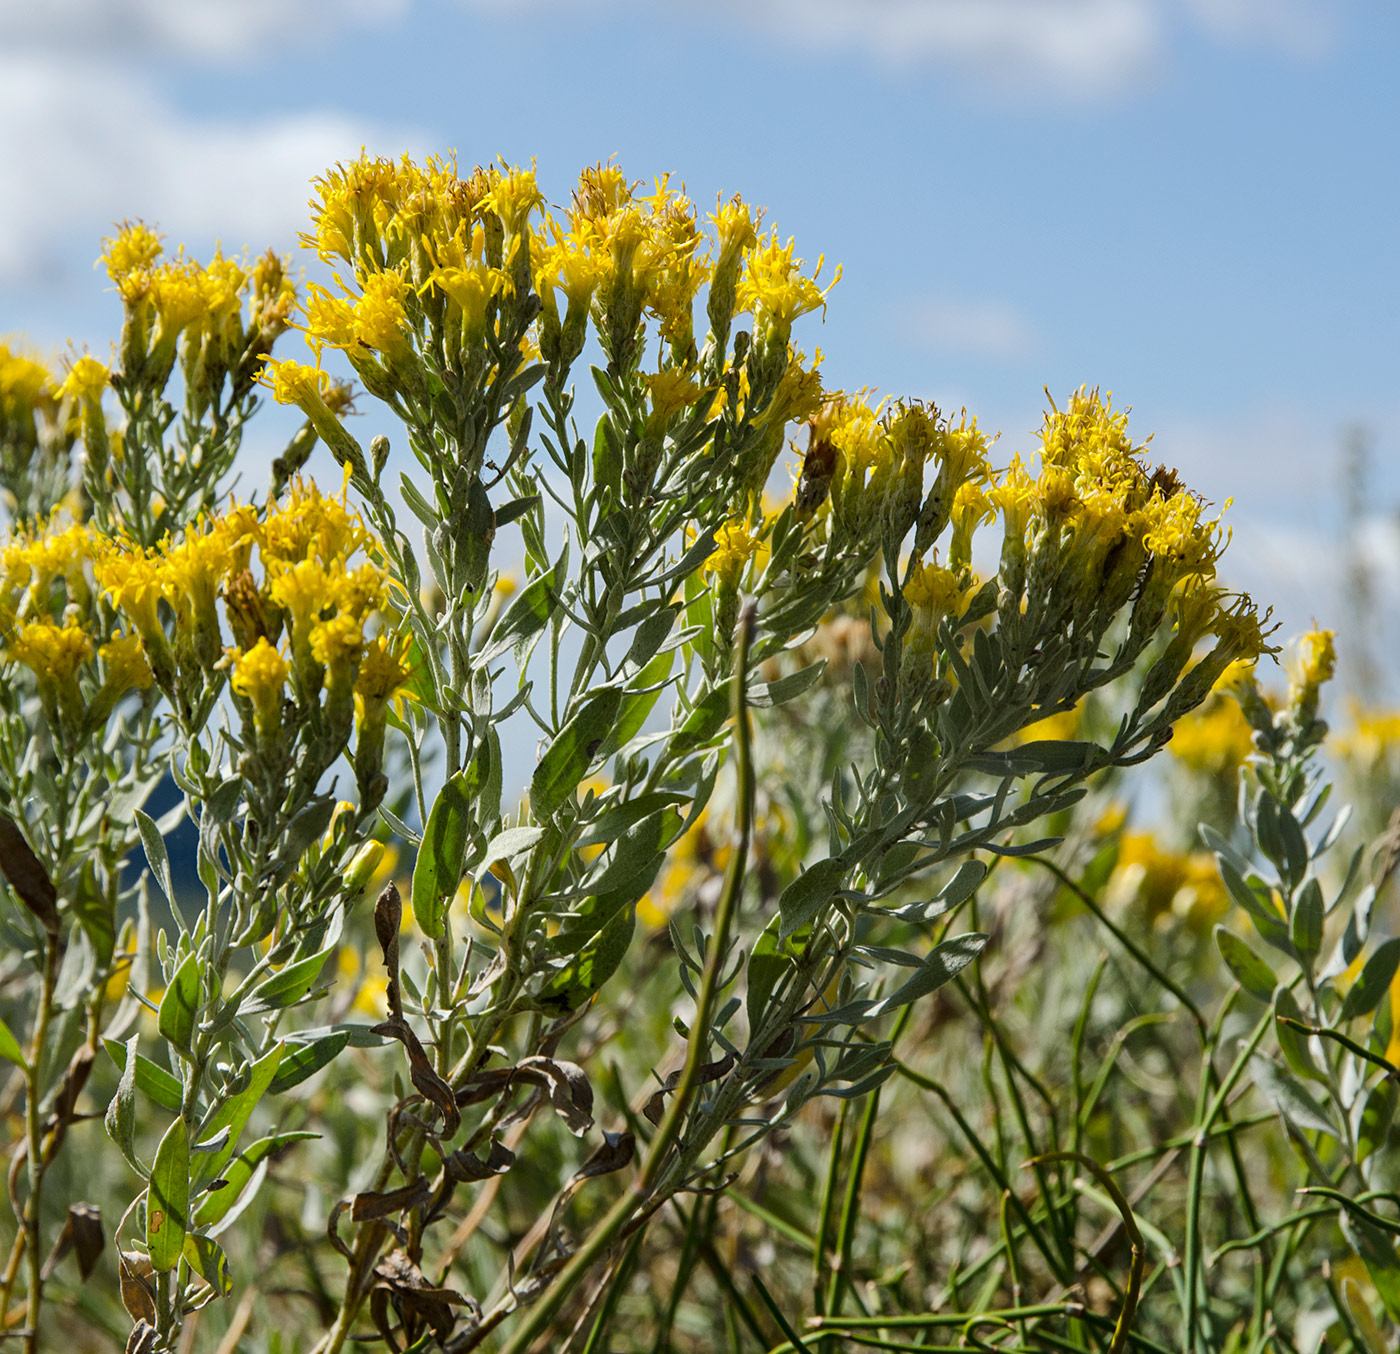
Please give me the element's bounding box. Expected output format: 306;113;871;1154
0;516;153;729
77;480;410;770
703;520;762;591
1109;831;1229;933
1168;698;1255;778
736;229;839;349
0;342;54;429
1336;705;1400;769
100;222;296;385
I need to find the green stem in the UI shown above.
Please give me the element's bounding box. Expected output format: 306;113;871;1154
497;603;757;1354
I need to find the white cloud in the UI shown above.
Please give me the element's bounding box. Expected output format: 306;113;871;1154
0;55;421;283
0;0;405;62
901;297;1035;361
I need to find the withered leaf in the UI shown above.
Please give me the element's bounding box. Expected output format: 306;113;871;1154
0;813;58;934
572;1129;635;1184
642;1052;736;1127
352;1176;431;1222
518;1056;593;1137
124;1321;158;1354
453;1066;516;1108
41;1202;104;1281
118;1250;156;1323
374;1247;472;1340
371;1015;461;1137
374;883;403;1018
444;1139;515;1184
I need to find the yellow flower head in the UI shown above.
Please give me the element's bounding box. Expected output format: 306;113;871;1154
356;633;414;711
703;520;761;590
9;620;92;685
258;358;332;414
261;477;370;569
352;270;411;352
93;545;166;639
0;343;53;420
269;557;334;639
57;356;109;405
99;632;154;695
736;230;839;336
101;221;164;284
484;161;545;234
232;637;289;728
1290;629;1336;695
710;195;758;271
310;612;366;671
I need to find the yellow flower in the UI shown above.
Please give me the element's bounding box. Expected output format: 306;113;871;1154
93;546;166;642
1289;629;1336;699
101;221;164;283
9;620;92;685
57;356;109;404
351;271;411;353
355;633;414;709
703;520;760;590
269;557;334;641
484;161;545;234
259;358;331;409
735;229;839;338
310;613;365;671
98;633;154;695
232;638;289;730
260;477;370;569
1170;698;1254;777
0;343;53;419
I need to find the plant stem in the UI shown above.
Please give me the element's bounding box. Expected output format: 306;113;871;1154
497;602;757;1354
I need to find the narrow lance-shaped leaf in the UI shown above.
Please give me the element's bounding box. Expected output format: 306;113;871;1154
147;1118;189;1272
412;771;478;940
158;951;201;1056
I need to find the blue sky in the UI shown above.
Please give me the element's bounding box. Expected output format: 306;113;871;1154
2;0;1397;681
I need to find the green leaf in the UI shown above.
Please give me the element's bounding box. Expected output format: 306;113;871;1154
0;1016;24;1069
624;605;678;671
135;809;175;906
576;792;690;850
148;1117;190;1271
1251;1053;1337;1137
182;1233;232;1296
778;858;848;942
1342;1213;1400;1322
599;649;676;759
1217;858;1294;958
482;825;546;863
530;688;624;820
104;1038;184;1112
1274;987;1328;1084
71;860;115;966
105;1032;143;1177
247;949;332;1012
267;1031;350;1095
412;771;479;940
537;902;637;1015
672;686;729;756
480;547;565;665
585;808;680;899
1359;1081;1396;1163
1214;926;1277;1003
746;915;793;1033
865;933;989;1017
748;661;826;709
190;1043;286;1189
1291;878;1324;965
193;1132;319;1228
158;951;201;1055
1340;937;1400;1022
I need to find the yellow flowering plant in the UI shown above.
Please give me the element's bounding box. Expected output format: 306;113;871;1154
32;150;1400;1354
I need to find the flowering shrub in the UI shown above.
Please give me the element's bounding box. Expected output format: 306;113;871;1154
1;152;1393;1354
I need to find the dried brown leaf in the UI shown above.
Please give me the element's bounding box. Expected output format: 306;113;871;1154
0;814;58;933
